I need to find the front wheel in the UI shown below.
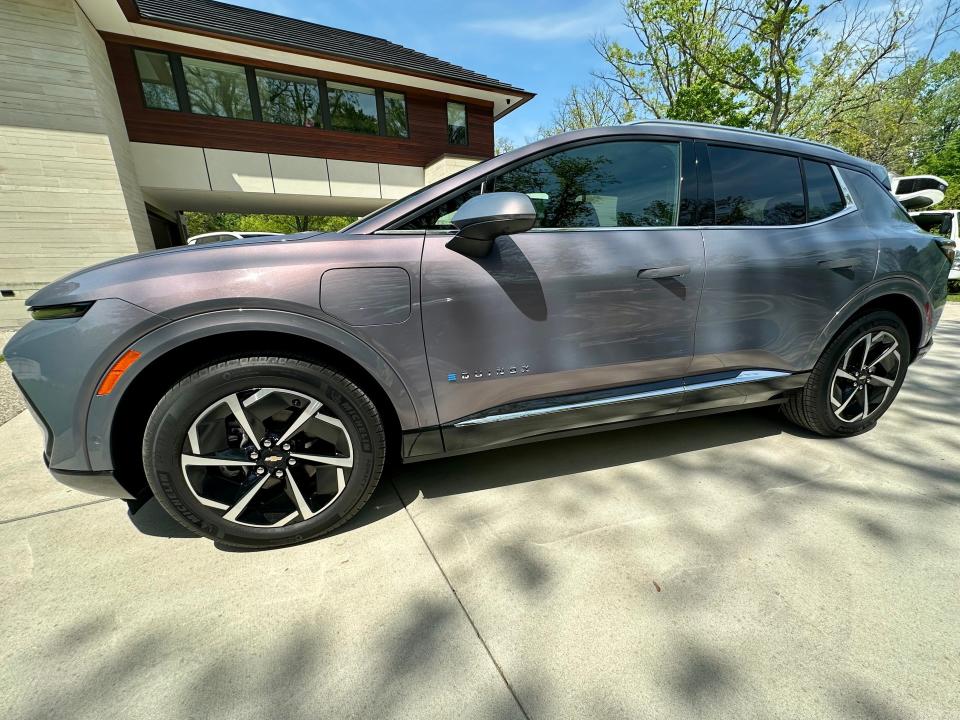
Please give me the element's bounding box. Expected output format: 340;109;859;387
142;356;386;548
782;311;910;437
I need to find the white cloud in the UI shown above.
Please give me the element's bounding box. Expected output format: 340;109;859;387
463;4;623;41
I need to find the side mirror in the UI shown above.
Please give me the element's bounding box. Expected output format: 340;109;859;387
446;192;537;258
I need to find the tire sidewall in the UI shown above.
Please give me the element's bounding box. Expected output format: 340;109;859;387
143;358;380;548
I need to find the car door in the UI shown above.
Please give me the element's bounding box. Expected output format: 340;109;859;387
691;143;878;409
417;138;706;451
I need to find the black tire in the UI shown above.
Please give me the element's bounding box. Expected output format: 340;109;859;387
142;356;386;548
782;311;910;437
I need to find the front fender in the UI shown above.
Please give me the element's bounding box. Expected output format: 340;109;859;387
85;308;422;472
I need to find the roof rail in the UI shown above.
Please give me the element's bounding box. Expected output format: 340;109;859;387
630;119;845;154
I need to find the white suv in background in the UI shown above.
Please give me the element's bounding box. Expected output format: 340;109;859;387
186;231;281;245
911;209;960;290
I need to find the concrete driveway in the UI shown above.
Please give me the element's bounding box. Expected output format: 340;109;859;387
2;305;958;720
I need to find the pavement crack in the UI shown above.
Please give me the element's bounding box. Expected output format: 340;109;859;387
0;498;113;525
389;479;532;720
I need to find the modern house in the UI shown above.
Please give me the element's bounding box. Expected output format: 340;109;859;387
0;0;533;326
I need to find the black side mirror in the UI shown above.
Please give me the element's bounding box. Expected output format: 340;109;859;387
446;192;537;258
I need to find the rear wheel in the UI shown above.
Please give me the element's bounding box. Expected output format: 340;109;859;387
782;311;909;437
142;356;386;548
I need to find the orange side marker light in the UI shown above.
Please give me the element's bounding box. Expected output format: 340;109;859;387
97;350;142;396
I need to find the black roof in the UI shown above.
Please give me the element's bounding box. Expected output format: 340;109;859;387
132;0;530;95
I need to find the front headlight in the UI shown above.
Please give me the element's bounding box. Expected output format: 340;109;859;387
29;302;94;321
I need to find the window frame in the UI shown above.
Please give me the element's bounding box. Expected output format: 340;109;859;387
384;135;691;233
130;46;412;141
446;101;469;146
253;67;322;128
699;141;857;229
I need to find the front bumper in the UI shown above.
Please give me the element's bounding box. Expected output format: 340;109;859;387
46;460;134;500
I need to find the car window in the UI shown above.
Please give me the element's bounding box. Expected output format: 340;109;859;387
804;160;845;221
397;182;483;231
913;213;953;237
491;141;680;229
708;145;805;226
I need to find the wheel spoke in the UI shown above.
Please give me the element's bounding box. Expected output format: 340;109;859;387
277;399;324;444
225;394;260;449
869;374;895;387
290;452;353;468
223;475;270;522
869;342;898;368
181;453;255;467
285;469;316;519
833;391;857;415
860;385;869;419
835;368;857;382
859;333;872;370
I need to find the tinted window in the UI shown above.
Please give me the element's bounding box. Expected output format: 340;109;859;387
182;57;252;119
328;82;378;134
709;146;805;226
447;102;467;145
134;50;179;110
399;183;482;230
384;92;409;138
492;141;680;228
255;70;320;127
804;160;845;220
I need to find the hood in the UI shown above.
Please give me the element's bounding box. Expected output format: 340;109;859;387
26;231;344;311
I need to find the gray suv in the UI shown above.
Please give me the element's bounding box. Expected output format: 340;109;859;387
5;121;954;548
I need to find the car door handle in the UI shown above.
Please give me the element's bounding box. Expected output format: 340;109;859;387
637;265;690;280
818;257;859;270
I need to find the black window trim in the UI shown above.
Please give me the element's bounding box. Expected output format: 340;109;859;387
252;67;323;128
698;140;857;229
130;46;412;140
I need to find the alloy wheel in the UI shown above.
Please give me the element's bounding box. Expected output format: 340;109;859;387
829;330;901;424
180;387;353;528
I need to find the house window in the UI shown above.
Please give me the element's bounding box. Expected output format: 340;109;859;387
134;49;179;110
447;102;467;145
182;57;253;119
255;69;320;127
383;91;408;138
328;82;379;134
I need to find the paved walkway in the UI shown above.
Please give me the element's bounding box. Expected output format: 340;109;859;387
1;305;958;719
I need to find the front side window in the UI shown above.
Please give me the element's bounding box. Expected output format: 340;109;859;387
328;82;378;134
804;160;845;221
399;183;482;230
256;70;320;127
384;91;409;138
447;102;468;145
182;57;253;119
709;145;805;226
134;49;179;110
492;141;681;229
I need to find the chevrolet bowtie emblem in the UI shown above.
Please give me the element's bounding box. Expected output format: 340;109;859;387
265;455;283;463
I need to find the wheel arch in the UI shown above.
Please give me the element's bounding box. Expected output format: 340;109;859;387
88;310;418;499
805;279;928;370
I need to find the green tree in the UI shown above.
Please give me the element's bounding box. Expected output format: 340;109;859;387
185;213;355;237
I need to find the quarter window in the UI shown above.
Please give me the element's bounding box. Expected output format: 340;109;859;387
328;82;379;134
134;50;179;111
447;102;468;145
804;160;845;221
182;57;253;119
399;183;482;230
384;91;409;138
255;70;320;127
708;145;805;226
492;141;681;229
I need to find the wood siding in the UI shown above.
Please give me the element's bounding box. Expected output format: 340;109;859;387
105;38;495;167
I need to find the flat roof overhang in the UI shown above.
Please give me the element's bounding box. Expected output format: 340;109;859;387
76;0;533;119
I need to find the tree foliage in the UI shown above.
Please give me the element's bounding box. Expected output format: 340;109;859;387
185;213;355;238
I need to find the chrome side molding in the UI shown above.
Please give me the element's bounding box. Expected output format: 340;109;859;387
453;370;792;427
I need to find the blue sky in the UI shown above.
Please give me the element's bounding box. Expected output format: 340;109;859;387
231;0;957;146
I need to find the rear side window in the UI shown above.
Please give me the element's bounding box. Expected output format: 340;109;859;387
804;160;845;221
492;140;680;228
708;146;805;226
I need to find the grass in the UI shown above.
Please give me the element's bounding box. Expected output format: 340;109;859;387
950;294;960;303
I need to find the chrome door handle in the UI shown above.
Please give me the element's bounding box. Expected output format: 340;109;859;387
637;265;690;279
818;257;859;270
